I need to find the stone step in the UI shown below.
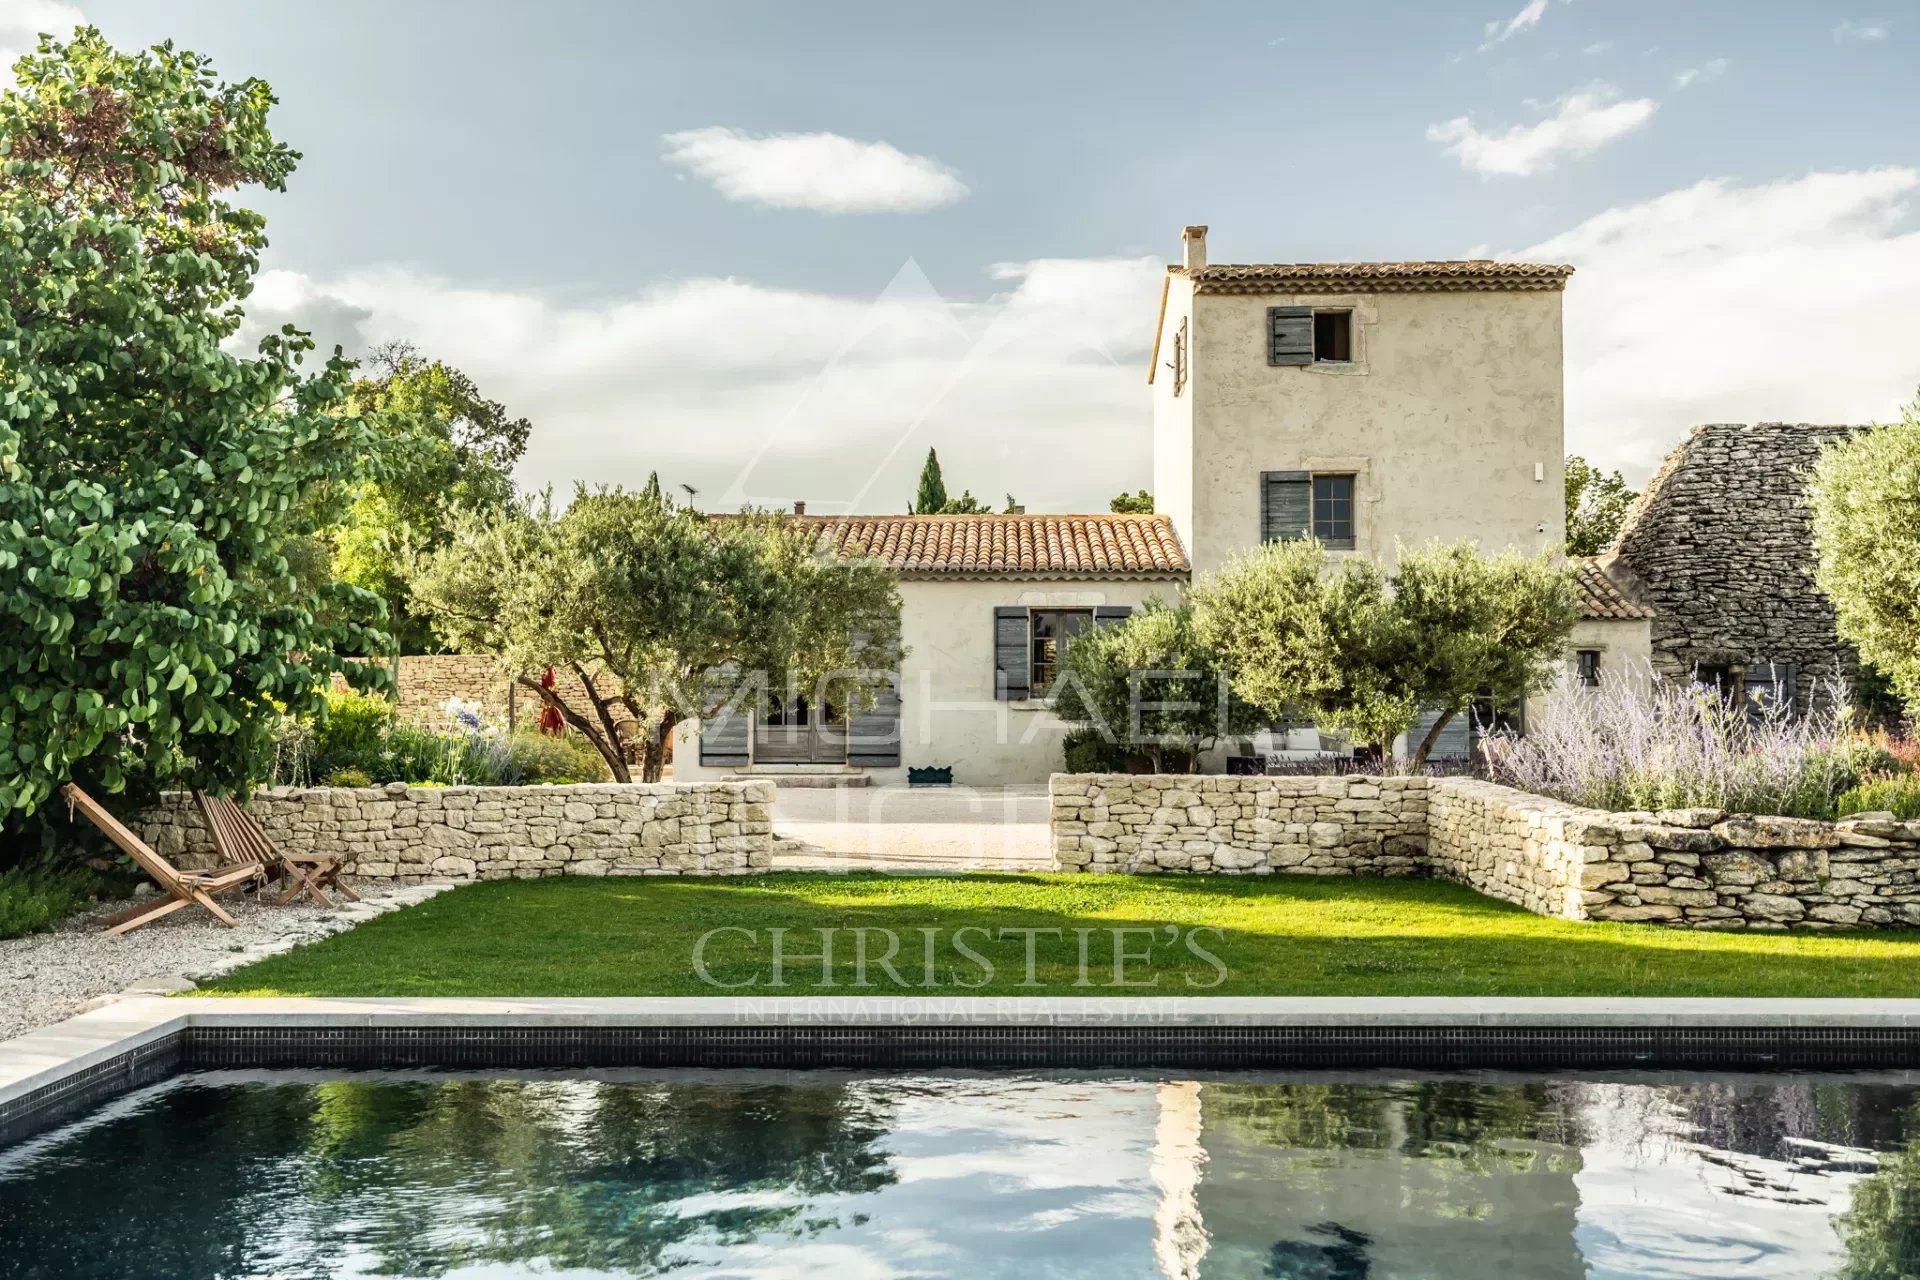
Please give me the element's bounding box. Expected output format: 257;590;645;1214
723;769;872;788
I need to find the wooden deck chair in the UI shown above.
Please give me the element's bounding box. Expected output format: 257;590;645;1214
194;790;357;906
60;783;266;936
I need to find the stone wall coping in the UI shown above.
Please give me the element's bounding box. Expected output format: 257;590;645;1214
22;994;1920;1111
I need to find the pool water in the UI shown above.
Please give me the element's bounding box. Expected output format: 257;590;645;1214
3;1070;1919;1278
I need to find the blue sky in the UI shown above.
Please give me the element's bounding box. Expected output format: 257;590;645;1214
15;0;1920;511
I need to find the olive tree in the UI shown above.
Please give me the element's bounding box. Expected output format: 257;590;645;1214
0;29;390;819
408;487;903;782
1190;539;1579;768
1809;400;1920;717
1050;599;1262;772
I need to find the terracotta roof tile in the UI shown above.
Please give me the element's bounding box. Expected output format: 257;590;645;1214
1574;555;1654;620
1182;260;1572;294
796;514;1189;579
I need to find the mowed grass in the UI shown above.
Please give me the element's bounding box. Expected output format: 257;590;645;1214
199;873;1920;999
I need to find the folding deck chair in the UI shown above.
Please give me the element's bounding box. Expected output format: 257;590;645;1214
60;783;266;935
194;790;357;906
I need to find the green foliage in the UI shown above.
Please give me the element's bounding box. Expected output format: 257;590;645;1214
310;688;396;767
1061;726;1132;774
912;448;948;514
1563;455;1638;556
321;766;373;788
1050;599;1262;772
1839;777;1920;820
0;29;393;821
1810;399;1920;718
1109;489;1153;514
507;731;611;785
329;343;531;652
408;486;903;782
0;857;121;939
1190;539;1579;765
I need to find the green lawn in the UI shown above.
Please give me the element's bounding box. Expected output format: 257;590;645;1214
199;873;1920;999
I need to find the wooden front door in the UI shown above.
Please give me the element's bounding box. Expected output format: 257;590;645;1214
753;694;849;765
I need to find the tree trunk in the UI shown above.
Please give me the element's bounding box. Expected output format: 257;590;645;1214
515;675;631;783
635;710;679;783
1408;704;1462;774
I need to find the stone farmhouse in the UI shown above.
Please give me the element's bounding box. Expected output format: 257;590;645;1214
673;226;1597;784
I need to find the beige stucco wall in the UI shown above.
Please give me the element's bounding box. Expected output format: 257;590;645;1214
674;577;1180;786
1159;288;1565;577
1536;618;1655;722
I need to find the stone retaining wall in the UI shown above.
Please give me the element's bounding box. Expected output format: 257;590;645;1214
1049;773;1920;931
1049;775;1428;875
141;781;774;883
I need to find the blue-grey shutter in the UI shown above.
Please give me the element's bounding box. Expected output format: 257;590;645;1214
1267;306;1313;366
846;630;902;767
994;606;1029;700
699;708;749;767
1093;605;1132;627
1261;471;1311;542
1409;707;1472;761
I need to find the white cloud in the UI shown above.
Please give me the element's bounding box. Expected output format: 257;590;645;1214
243;255;1164;513
659;126;968;214
1582;41;1616;56
0;0;83;74
1834;19;1889;42
1480;0;1548;50
1672;57;1729;89
1427;86;1657;176
1516;168;1920;480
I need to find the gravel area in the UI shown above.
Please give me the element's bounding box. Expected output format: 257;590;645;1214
0;881;451;1043
772;784;1051;871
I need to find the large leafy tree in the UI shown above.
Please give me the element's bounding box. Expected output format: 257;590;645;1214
1050;599;1261;772
1809;400;1920;716
0;29;390;819
409;487;903;782
1564;455;1638;556
1190;540;1578;767
331;341;530;652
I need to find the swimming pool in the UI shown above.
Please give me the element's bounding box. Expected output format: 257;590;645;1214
2;1068;1915;1278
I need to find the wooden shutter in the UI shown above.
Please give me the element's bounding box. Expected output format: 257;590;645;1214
1093;605;1132;628
994;606;1030;700
699;706;749;767
1409;706;1472;761
1260;471;1311;542
1267;306;1313;366
846;672;901;767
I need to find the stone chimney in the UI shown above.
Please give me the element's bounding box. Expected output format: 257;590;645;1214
1182;225;1208;272
792;500;806;515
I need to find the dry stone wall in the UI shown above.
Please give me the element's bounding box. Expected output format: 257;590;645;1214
1049;775;1428;875
1051;773;1920;931
141;781;773;882
1612;422;1859;710
349;655;601;731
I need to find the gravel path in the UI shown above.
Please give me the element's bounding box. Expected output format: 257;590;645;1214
0;881;451;1043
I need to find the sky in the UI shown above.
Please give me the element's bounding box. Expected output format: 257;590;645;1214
10;0;1920;511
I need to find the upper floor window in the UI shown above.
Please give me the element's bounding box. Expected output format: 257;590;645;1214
1313;311;1351;363
1261;471;1356;550
1268;307;1354;366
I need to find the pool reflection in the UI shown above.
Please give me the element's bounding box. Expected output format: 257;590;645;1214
2;1071;1918;1278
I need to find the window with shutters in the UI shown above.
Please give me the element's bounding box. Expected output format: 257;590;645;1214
1029;609;1092;697
1313;311;1351;363
1575;649;1602;687
1172;317;1187;396
1263;471;1356;548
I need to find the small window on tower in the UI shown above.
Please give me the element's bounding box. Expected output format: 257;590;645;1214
1313;311;1352;363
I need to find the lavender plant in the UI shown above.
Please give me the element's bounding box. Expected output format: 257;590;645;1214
1482;668;1855;818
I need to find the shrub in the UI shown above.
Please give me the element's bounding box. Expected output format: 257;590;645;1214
0;860;119;940
1062;727;1134;774
1839;777;1920;820
507;732;612;784
310;688;397;777
1483;670;1855;818
321;767;374;788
